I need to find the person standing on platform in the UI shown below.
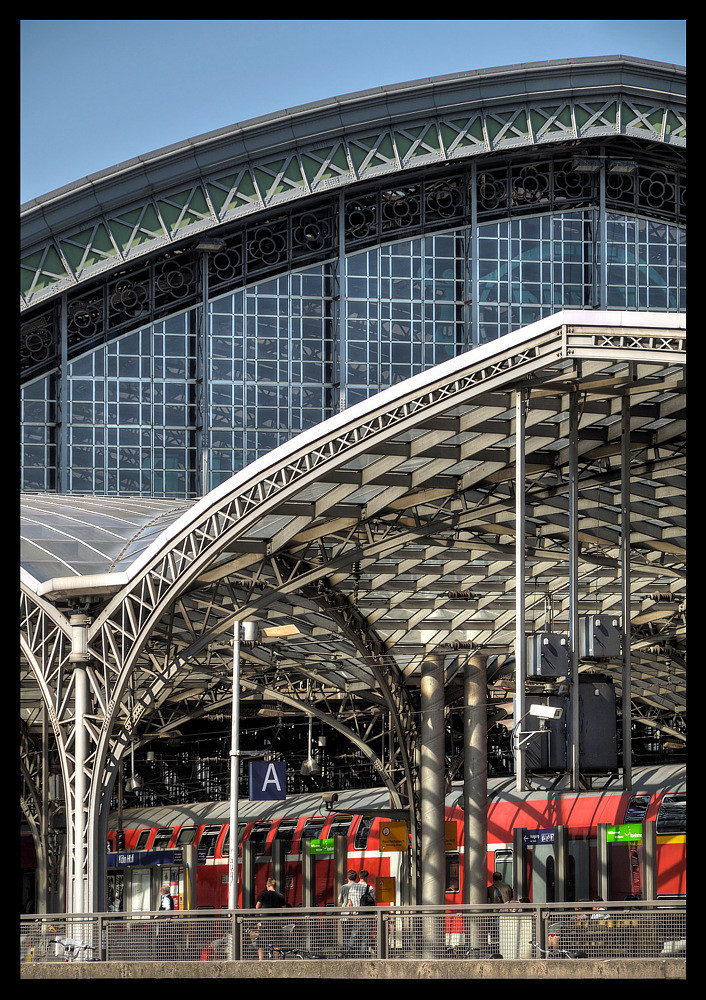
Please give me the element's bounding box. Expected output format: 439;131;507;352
487;871;513;903
255;878;286;959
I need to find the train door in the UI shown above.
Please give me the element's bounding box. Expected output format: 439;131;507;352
530;842;588;901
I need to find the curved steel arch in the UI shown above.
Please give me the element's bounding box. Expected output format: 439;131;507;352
20;308;684;910
21;56;684;312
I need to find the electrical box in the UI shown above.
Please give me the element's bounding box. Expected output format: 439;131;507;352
568;676;618;772
578;615;621;660
526;632;569;677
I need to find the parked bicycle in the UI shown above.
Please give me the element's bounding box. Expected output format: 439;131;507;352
533;941;587;959
46;928;96;962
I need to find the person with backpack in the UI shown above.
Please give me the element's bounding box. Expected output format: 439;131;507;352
338;870;376;956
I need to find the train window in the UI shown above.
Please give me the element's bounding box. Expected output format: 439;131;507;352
328;818;352;839
249;823;272;854
134;830;150;850
151;827;173;849
656;794;686;835
221;823;247;857
445;853;460;893
175;826;197;846
196;825;223;858
273;820;297;854
494;849;513;890
301;818;324;844
354;817;373;850
624;794;651;823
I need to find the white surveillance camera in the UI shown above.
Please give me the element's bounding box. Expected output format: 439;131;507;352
529;704;563;721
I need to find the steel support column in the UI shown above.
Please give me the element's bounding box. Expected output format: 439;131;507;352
68;614;90;914
568;390;580;790
621;394;633;789
228;620;241;912
463;653;487;904
515;389;527;792
420;651;445;906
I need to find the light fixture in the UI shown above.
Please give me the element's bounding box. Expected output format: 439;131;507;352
193;238;227;253
571;157;601;174
608;160;637;175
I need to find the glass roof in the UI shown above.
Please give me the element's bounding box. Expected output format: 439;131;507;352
20;494;194;583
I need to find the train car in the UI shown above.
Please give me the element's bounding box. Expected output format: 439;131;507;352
101;763;684;912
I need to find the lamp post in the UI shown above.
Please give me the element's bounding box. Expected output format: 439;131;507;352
227;620;299;911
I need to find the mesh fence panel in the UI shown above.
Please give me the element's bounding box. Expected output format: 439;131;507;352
20;904;685;964
541;907;687;959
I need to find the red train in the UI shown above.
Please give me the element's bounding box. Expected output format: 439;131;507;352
97;763;684;912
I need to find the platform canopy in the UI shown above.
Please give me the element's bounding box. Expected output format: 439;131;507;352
21;309;686;811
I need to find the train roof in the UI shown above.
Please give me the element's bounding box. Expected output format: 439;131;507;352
110;764;684;829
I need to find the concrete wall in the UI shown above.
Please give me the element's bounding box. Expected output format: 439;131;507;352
21;958;685;979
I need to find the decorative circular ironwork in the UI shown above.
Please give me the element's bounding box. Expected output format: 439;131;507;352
248;223;288;267
20;316;55;368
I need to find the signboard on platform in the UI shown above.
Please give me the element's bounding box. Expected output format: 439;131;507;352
374;876;396;903
248;760;286;800
522;828;555;846
309;838;334;854
380;821;408;852
606;823;643;842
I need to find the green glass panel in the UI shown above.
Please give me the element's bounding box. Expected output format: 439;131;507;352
394;132;416;160
21;246;69;295
225;171;258;211
207;178;235;215
348;140;373;172
254;162;285;199
61;223;117;271
485;115;507;143
665;110;685;137
158;187;211;232
448;117;485;147
59;228;94;271
375;134;396;163
301;144;351;184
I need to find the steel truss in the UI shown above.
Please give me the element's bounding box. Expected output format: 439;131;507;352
20;312;685;910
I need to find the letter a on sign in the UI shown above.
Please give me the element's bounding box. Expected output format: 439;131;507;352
248;760;286;800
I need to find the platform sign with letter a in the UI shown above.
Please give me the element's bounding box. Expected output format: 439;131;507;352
248;760;286;800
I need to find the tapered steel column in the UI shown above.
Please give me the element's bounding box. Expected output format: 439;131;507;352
420;652;445;906
68;614;91;914
621;395;633;789
228;620;241;911
464;653;488;905
515;389;527;792
568;391;580;790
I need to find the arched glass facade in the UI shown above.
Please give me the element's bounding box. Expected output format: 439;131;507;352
21;205;685;497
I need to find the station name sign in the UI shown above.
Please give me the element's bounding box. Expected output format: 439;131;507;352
107;848;207;868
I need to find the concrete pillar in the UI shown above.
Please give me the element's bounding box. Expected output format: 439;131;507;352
420;652;445;906
463;654;488;905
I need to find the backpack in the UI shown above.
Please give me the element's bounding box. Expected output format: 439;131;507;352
359;884;375;907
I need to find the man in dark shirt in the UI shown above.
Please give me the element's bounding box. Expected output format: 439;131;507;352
255;878;286;959
488;871;513;903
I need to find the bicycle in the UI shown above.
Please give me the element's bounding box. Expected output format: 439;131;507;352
533;941;587;959
46;931;97;962
446;945;504;959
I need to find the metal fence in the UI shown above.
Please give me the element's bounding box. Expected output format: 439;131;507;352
20;901;686;964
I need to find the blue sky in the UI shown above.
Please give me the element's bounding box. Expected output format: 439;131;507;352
20;19;687;205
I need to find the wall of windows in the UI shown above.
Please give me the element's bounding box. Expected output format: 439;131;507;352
20;210;686;498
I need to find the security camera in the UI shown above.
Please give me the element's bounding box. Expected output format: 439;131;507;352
321;792;339;810
529;704;563;721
